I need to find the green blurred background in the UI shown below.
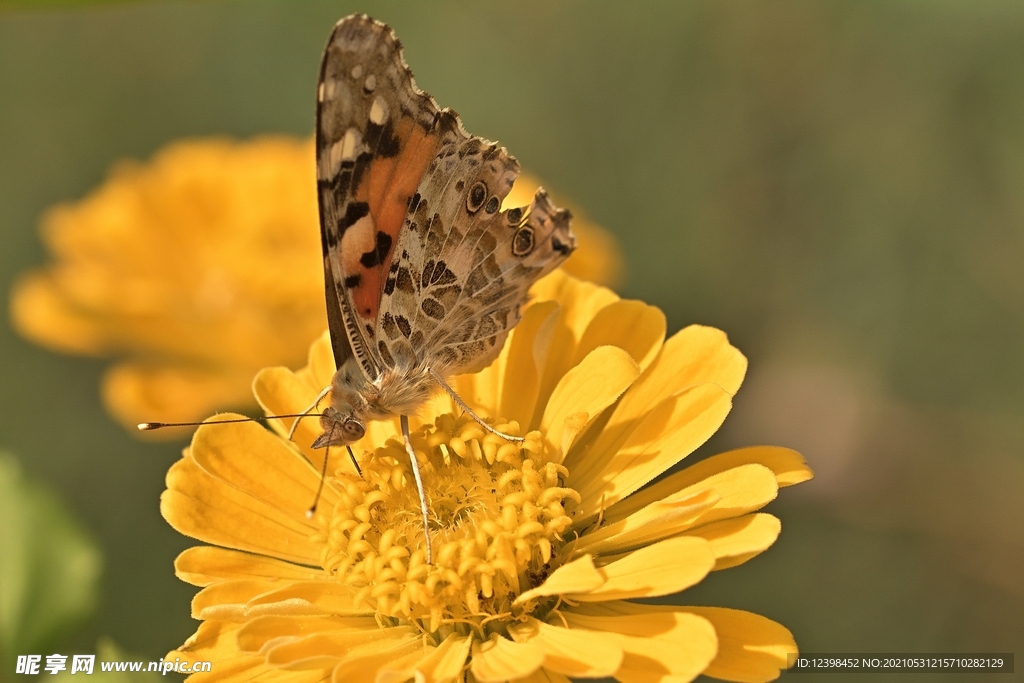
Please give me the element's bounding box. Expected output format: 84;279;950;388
1;1;1022;681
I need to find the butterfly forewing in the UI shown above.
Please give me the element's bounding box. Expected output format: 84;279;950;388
316;15;441;378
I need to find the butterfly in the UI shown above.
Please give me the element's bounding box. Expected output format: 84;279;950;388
294;14;577;563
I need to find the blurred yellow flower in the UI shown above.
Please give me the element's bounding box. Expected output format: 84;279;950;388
9;137;622;435
163;271;811;683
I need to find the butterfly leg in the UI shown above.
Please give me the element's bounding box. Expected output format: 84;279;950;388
288;385;332;441
428;369;526;443
400;415;433;564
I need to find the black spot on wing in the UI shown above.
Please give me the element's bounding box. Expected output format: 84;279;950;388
374;119;402;158
377;340;395;367
513;227;535;256
338;202;370;234
396;266;415;293
395;315;412;338
421;298;445;320
381;312;399;339
421;259;457;288
353;152;373;184
360;231;394;269
344;274;362;288
551;235;573;255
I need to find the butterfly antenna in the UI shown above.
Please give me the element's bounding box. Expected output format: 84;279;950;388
138;413;325;431
307;422;336;519
288;385;333;441
400;415;432;565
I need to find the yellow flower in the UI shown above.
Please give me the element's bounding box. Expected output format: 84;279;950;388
10;137;325;433
9;138;622;435
162;271;812;683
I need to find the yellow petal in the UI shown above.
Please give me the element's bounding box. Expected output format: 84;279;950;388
243;580;371;618
563;607;717;683
527;272;621;427
172;622;242;662
471;634;545;683
170;621;332;683
509;670;572;683
493;300;560;428
530;270;621;336
508;617;623;678
174;546;325;587
632;324;747;403
379;633;472;683
540;346;640;456
304;330;337;387
252;364;329;465
567;536;714;601
236;614;378;653
570;299;666;374
570;383;734;521
577;326;745;468
514;554;604;604
264;626;418;669
685;513;781;571
605;461;781;527
191;580;281;622
572;489;720;556
677;607;796;683
103;361;252;432
692;446;813;488
10;272;107;355
161;455;321;565
190;418;339;521
328;636;425;683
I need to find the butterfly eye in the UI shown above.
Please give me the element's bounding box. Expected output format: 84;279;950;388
342;418;365;441
506;207;523;225
466;181;487;213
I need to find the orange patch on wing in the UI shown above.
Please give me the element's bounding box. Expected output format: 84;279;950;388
349;115;438;322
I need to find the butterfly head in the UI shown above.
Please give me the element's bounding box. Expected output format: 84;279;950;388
312;405;366;448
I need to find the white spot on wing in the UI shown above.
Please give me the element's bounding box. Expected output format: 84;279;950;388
317;82;325;102
364;74;377;92
340;128;360;160
351;64;363;79
370;97;387;125
317;128;362;180
341;214;376;274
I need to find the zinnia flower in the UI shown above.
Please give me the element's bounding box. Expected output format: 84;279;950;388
162;270;811;683
9;137;622;435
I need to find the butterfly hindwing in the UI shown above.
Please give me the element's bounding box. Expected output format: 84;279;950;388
377;142;576;376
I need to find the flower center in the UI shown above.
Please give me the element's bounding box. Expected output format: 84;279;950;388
312;412;580;636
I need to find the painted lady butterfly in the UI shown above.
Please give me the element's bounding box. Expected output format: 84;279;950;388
300;15;576;562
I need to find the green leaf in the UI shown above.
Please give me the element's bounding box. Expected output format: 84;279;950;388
0;452;102;674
